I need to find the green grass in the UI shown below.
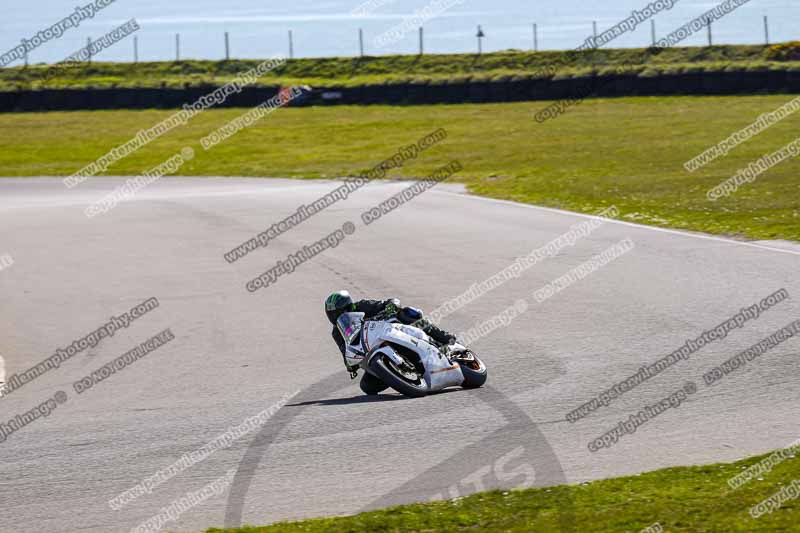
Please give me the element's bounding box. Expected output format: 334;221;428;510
206;447;800;532
2;94;799;241
3;45;800;90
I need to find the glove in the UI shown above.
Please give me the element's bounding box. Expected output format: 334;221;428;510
384;298;400;316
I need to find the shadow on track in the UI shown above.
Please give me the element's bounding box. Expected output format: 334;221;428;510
289;394;406;406
289;387;466;407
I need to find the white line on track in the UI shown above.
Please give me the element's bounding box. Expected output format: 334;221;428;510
433;190;800;258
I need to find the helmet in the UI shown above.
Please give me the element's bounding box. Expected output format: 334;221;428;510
325;290;354;324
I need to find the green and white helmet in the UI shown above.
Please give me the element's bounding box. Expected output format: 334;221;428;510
325;290;354;324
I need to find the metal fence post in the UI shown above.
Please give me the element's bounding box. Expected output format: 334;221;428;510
175;33;180;61
707;18;713;46
289;30;294;59
134;36;138;63
359;28;364;57
533;23;538;52
419;27;424;55
651;19;656;46
87;37;92;64
225;32;230;60
764;15;770;45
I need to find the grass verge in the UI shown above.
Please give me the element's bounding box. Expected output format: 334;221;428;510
1;95;799;241
206;446;800;532
2;45;800;91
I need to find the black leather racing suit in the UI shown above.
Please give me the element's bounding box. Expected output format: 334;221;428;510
331;299;455;366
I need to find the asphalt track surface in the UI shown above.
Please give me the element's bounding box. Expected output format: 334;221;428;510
1;177;799;533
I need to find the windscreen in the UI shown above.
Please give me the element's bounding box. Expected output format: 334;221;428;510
337;312;365;345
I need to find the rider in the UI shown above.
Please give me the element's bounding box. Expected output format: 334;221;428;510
324;290;456;376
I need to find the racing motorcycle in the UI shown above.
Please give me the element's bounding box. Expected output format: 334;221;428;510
337;310;488;398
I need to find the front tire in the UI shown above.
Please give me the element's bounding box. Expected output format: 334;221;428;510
368;353;428;398
360;372;389;395
457;352;488;389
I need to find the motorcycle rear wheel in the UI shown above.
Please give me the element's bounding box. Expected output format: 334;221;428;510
368;354;428;398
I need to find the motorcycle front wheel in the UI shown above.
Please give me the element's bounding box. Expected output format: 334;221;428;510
368;353;428;398
360;371;389;395
456;351;488;389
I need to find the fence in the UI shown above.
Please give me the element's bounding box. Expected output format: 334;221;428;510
124;17;777;62
8;14;789;67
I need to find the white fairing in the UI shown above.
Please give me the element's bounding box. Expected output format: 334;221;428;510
344;350;365;369
338;312;367;368
419;344;465;391
340;313;464;393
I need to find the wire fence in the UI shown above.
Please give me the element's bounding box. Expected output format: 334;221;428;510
12;13;794;67
139;16;780;63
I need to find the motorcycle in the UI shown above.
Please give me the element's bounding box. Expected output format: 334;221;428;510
337;311;488;398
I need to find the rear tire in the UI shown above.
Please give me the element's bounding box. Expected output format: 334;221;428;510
360;372;389;395
368;354;428;398
457;352;488;389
